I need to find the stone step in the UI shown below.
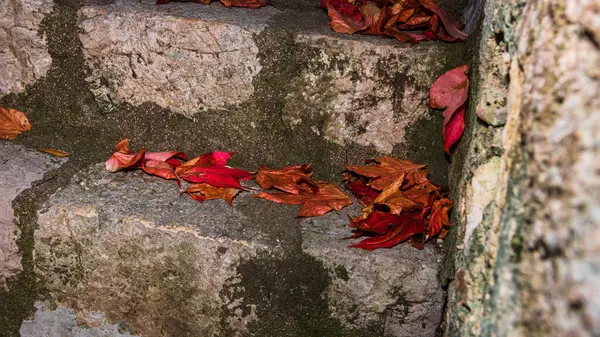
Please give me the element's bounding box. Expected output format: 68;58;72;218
30;163;444;337
77;0;462;183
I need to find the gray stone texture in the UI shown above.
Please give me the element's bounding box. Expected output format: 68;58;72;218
0;142;66;288
34;163;444;336
0;0;53;96
445;0;600;336
77;0;455;154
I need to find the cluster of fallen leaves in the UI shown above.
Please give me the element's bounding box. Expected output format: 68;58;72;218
344;156;452;249
321;0;467;44
105;139;452;250
156;0;266;8
429;64;469;154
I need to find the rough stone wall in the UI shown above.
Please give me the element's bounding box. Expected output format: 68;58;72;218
444;0;600;336
0;0;53;96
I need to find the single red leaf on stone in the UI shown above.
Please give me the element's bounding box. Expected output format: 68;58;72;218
255;164;318;195
0;107;31;140
185;183;241;206
255;181;352;217
442;104;466;153
180;172;247;190
417;0;468;40
429;65;469;154
105;139;146;172
175;151;235;176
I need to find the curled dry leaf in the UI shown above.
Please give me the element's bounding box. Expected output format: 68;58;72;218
344;156;453;250
255;181;352;217
255;164;318;195
429;64;469;154
157;0;266;8
185;183;240;206
0;107;31;140
39;148;69;157
104;138;187;181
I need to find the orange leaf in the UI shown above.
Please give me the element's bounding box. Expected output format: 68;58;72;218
427;198;453;237
255;164;318;195
39;148;69;157
185;183;241;206
255;182;352;217
346;156;427;191
0;107;31;140
324;2;368;34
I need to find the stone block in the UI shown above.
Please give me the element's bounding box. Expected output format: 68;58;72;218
0;0;53;96
0;142;67;287
33;164;445;336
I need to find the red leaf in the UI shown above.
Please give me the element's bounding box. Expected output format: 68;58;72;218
347;179;379;205
427;198;453;237
255;164;318;195
255;181;352;217
323;1;367;34
442;104;466;154
429;65;469;154
417;0;468;40
350;214;425;250
349;211;403;234
346;156;427;191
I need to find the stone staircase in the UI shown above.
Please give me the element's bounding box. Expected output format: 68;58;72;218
0;0;467;336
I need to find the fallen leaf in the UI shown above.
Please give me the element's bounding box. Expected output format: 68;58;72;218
418;0;468;40
104;138;187;182
429;65;469;154
255;164;318;195
323;1;368;34
157;0;266;8
185;183;240;206
346;156;427;191
177;152;251;190
255;181;352;217
345;156;453;250
39;148;69;157
0;107;31;140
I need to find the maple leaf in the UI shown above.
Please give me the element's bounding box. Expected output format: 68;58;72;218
185;183;240;206
349;211;404;235
429;64;469;154
104;139;187;182
255;164;318;195
350;212;425;250
345;177;380;206
177;152;251;190
255;181;352;217
346;156;427;191
0;107;31;140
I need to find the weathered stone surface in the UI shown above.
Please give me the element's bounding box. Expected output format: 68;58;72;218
0;142;66;287
34;163;444;336
0;0;53;96
20;302;138;337
77;0;279;115
77;0;457;155
301;213;444;336
285;34;448;153
445;0;600;336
